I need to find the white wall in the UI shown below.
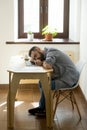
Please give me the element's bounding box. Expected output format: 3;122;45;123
69;0;87;100
0;0;87;100
80;0;87;100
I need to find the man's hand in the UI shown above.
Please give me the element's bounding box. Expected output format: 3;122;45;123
35;59;43;66
30;58;43;66
43;61;52;69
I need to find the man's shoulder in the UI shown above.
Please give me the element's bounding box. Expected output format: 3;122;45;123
45;47;59;52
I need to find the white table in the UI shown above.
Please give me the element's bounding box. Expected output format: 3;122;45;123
7;66;53;128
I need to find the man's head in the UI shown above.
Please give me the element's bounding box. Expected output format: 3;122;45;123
29;46;45;61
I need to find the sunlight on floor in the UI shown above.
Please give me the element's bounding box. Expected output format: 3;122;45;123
31;102;39;107
0;101;24;108
0;101;7;107
15;101;24;107
0;101;39;112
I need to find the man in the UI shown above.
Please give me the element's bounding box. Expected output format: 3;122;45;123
28;46;79;116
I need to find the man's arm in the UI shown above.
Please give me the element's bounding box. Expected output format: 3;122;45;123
35;60;52;69
42;61;52;69
30;58;52;69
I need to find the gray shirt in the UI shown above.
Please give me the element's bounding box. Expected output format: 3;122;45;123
44;48;79;87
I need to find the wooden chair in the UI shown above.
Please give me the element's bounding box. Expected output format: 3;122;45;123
53;61;86;120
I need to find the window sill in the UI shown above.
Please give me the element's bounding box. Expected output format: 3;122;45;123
6;38;80;44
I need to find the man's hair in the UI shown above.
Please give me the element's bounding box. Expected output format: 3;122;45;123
29;46;38;56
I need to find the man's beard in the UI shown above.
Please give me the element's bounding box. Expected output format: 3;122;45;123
39;53;45;61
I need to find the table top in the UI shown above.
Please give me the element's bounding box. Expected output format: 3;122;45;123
7;65;53;73
7;55;53;73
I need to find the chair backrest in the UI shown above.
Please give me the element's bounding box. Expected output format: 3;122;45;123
56;60;86;90
76;60;86;75
75;60;86;87
65;60;86;90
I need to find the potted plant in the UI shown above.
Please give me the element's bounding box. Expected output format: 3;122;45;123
27;31;34;41
42;25;57;41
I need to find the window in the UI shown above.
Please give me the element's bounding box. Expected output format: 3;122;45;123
18;0;69;39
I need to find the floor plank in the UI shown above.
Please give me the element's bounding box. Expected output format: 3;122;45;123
0;87;87;130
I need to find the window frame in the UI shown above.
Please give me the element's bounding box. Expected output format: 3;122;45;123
18;0;69;39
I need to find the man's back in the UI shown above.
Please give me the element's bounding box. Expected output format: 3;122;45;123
44;48;79;87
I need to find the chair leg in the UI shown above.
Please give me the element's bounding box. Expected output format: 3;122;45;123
72;91;81;120
53;90;60;118
70;91;74;110
53;89;81;121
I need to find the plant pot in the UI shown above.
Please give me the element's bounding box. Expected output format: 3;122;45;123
45;33;53;41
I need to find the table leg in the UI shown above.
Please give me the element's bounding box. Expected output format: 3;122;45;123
40;74;53;128
7;73;20;128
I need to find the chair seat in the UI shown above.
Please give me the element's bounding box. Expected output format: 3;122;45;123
57;82;79;91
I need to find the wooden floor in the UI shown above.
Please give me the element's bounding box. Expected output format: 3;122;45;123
0;86;87;130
